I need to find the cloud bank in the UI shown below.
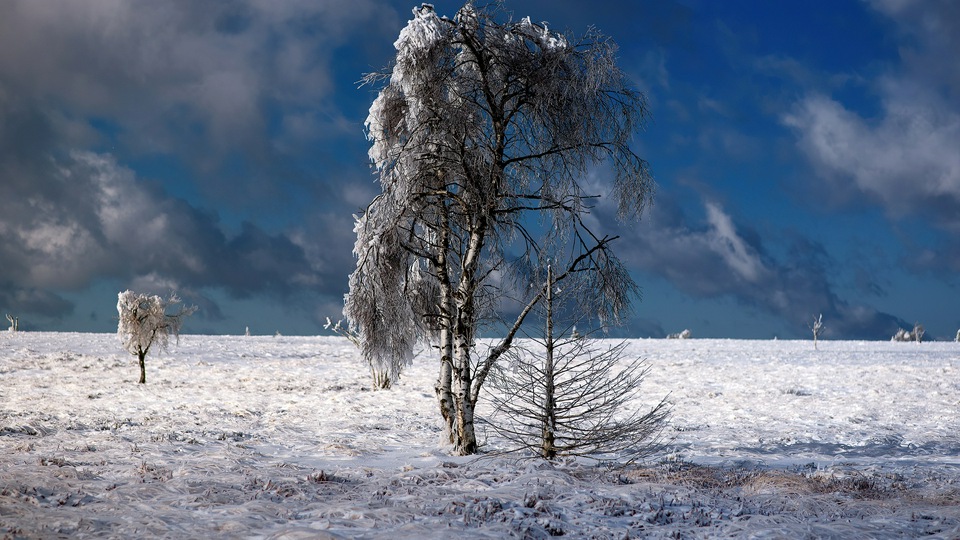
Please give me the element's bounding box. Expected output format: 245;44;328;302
0;150;323;319
591;193;908;339
783;1;960;232
0;1;402;325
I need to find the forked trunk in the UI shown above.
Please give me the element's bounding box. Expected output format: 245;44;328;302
451;306;477;454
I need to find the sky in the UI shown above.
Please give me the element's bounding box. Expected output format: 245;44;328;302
0;0;957;340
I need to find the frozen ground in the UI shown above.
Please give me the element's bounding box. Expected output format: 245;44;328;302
2;332;960;538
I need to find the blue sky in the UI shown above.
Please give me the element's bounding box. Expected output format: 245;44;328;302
1;0;957;339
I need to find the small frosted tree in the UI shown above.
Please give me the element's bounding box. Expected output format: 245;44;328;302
117;290;196;384
5;314;18;332
810;313;824;349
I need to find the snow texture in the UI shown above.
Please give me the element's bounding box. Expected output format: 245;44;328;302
2;333;960;538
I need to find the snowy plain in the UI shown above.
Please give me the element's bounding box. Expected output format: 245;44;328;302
2;332;960;538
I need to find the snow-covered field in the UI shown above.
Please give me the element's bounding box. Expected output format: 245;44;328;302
2;332;960;538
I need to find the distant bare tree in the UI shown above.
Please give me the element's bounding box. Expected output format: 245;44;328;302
810;313;824;349
117;290;196;384
955;329;959;343
5;314;18;332
484;266;668;462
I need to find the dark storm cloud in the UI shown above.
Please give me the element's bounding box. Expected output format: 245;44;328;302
218;222;317;296
0;1;402;324
592;193;908;339
0;150;326;319
0;0;400;211
0;285;73;320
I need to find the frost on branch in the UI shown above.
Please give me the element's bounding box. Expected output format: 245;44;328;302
343;211;433;389
117;290;196;384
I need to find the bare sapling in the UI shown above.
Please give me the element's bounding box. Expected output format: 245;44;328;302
484;266;669;463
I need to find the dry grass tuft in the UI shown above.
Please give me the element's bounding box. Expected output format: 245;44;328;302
623;461;895;500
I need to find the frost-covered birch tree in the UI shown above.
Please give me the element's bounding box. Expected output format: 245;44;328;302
117;290;196;384
345;2;654;455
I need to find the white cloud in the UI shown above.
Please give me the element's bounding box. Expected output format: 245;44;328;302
704;202;766;283
589;190;905;338
15;221;100;288
784;82;960;227
79;152;208;276
783;1;960;230
0;148;328;317
0;152;204;289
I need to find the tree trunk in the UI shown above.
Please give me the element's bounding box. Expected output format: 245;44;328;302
433;215;457;443
138;351;147;384
371;367;392;389
436;321;455;442
453;339;478;455
450;221;486;455
541;265;556;459
452;294;478;454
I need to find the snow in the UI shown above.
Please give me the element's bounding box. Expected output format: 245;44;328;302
2;332;960;538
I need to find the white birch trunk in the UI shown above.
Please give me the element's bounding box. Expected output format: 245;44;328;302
451;221;486;455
